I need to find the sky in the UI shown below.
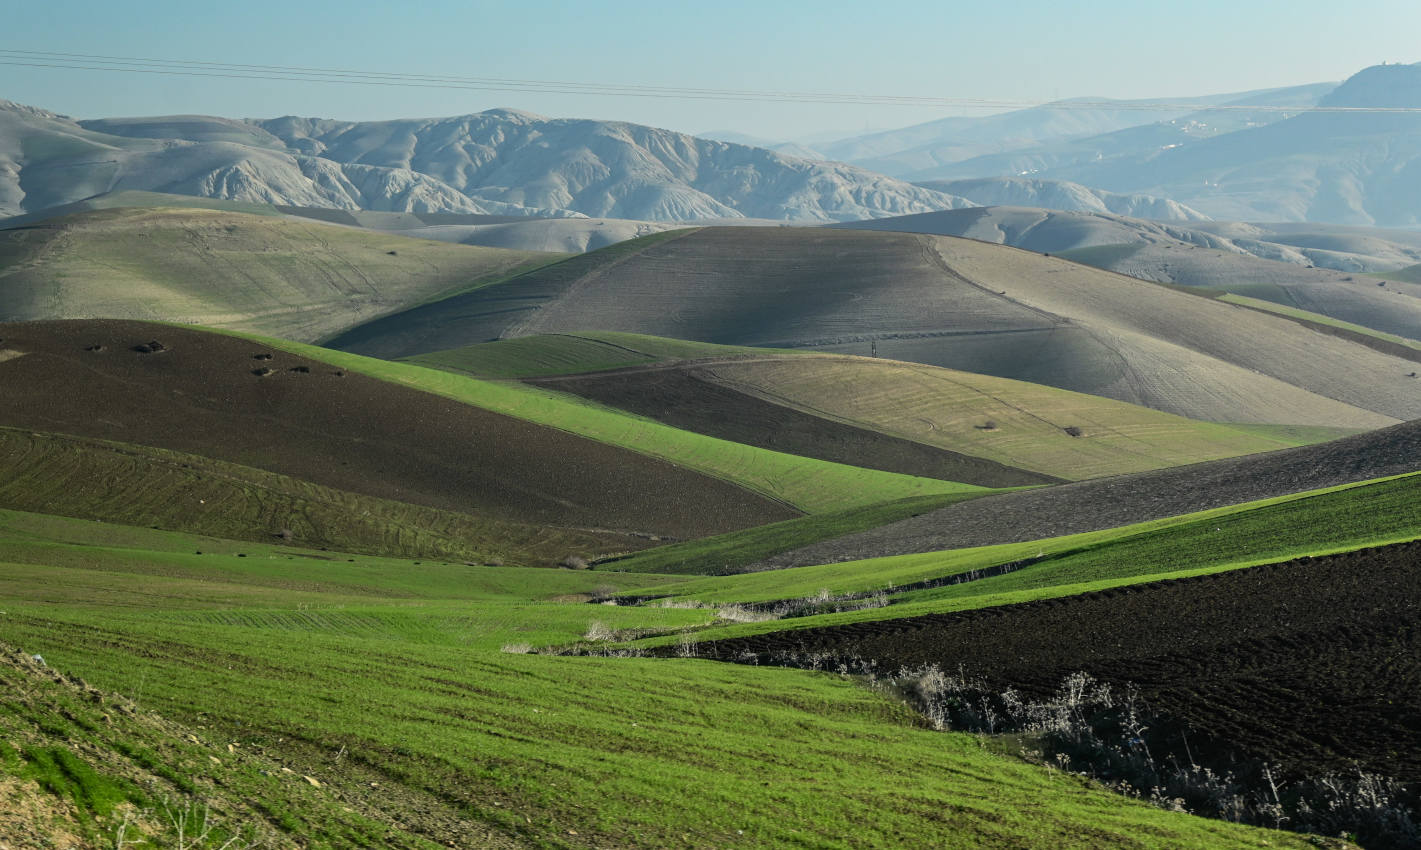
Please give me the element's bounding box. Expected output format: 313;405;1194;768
3;0;1419;141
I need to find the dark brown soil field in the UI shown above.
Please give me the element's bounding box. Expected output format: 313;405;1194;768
759;418;1421;567
0;319;799;540
527;364;1058;488
709;540;1421;782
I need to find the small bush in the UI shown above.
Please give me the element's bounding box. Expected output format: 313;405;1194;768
561;555;590;570
583;621;615;642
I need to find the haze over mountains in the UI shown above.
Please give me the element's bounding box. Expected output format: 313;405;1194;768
887;65;1421;225
0;100;971;222
2;62;1418;227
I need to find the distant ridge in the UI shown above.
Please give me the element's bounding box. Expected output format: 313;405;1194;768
0;99;972;222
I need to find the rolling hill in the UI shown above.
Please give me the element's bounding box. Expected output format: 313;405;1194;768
926;64;1421;225
425;332;1344;483
0;206;564;342
916;178;1209;221
758;416;1421;567
0;99;974;223
0;100;568;218
833;206;1421;342
329;227;1421;428
0;319;802;545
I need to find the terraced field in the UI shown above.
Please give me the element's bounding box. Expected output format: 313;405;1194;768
0;207;563;342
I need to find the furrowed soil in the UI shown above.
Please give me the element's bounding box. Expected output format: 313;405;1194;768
527;363;1057;488
707;540;1421;782
0;319;798;540
760;417;1421;566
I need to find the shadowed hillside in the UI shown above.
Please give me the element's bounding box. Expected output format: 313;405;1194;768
330;227;1421;427
760;417;1421;566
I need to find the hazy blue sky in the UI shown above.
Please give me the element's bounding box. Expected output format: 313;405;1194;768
3;0;1419;140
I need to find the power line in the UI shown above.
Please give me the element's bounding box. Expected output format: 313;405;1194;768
3;48;1419;113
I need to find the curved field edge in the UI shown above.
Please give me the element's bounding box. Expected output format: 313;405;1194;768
602;493;987;575
1217;294;1421;352
0;527;1320;848
404;331;809;379
624;470;1421;645
322;228;702;353
690;356;1323;481
0;425;633;565
204;327;991;514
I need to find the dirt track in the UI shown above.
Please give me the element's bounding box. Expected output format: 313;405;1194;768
758;418;1421;567
0;319;799;539
710;540;1421;781
527;365;1057;488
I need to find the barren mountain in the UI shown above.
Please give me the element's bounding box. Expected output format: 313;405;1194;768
822;84;1334;179
928;65;1421;225
1;101;969;223
0;101;577;219
917;178;1209;221
252;109;972;222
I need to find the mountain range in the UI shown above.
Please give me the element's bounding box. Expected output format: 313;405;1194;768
0;101;971;222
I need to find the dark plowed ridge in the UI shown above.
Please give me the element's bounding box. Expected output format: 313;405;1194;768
759;418;1421;567
527;365;1058;488
0;320;799;539
709;541;1421;781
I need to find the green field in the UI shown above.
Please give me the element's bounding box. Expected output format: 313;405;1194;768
0;207;564;343
0;505;1318;849
604;492;987;575
696;356;1323;481
406;331;802;379
0;426;627;566
1369;263;1421;284
1051;243;1146;267
1219;293;1421;349
220;330;990;514
624;471;1421;645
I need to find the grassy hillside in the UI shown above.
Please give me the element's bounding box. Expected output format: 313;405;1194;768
625;470;1421;643
329;227;1419;428
0;206;564;342
0;319;804;541
0;508;1319;849
407;331;797;379
593;354;1327;481
238;329;993;514
1218;294;1421;353
0;426;633;565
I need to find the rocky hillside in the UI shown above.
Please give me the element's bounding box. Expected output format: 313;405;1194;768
0;100;970;222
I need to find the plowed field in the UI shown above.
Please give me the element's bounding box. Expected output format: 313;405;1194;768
0;319;798;539
709;540;1421;781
